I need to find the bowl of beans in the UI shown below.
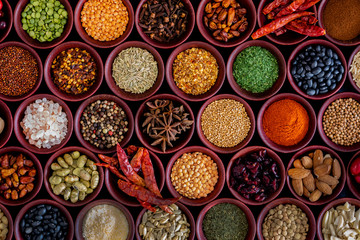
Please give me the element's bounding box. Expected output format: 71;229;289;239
76;199;135;240
0;99;12;149
196;94;255;154
0;204;13;240
257;198;316;240
318;92;360;152
74;94;134;154
166;41;226;102
347;150;360;200
136;202;195;240
14;199;74;240
0;41;43;102
0;0;13;44
14;0;73;49
227;146;286;206
227;40;286;101
14;94;73;155
287;145;346;205
196;0;256;48
74;0;134;49
135;0;195;49
257;93;316;153
348;45;360;93
287;39;347;100
44;41;104;102
0;147;43;206
196;198;256;240
44;146;104;207
105;41;164;101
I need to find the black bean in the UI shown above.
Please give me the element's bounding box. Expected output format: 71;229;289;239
319;52;325;57
313;82;317;89
336;74;343;82
306;72;313;79
32;221;41;227
319;82;326;87
25;227;32;234
314;56;320;61
320;89;328;94
303;84;309;90
291;66;297;75
318;62;325;67
312;67;322;75
38;208;46;216
305;65;311;71
35;216;43;221
330;83;337;90
307;80;313;88
297;66;304;74
316;45;321;52
324;66;330;72
36;234;43;240
307;89;316;96
335;60;342;65
297;81;302;87
317;71;325;78
320;86;328;91
325;58;332;66
293;74;300;79
301;72;306;78
310;52;316;56
311;61;318;68
325;72;332;79
326;79;332;86
299;53;305;59
327;49;333;58
316;89;320;95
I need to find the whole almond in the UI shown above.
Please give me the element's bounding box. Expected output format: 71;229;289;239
323;157;333;166
314;164;331;177
332;159;341;179
316;181;333;195
313;149;324;168
309;189;322;202
301;156;313;169
324;154;332;159
303;187;311;198
318;175;339;186
288;168;311;180
302;174;316;192
292;179;303;196
293;159;304;169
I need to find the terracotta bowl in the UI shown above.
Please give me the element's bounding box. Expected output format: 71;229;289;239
106;149;165;207
287;145;346;205
197;198;256;240
135;0;195;49
105;41;164;101
318;0;360;46
74;94;134;154
227;40;286;101
196;94;255;154
348;45;360;93
317;198;360;240
14;0;73;49
14;199;74;240
0;99;13;149
74;0;134;48
257;0;317;45
287;39;347;100
166;146;226;206
135;94;195;154
317;92;360;152
165;41;225;102
226;146;286;206
0;203;13;240
136;202;195;240
257;93;317;153
347;151;360;200
75;199;135;240
44;41;104;102
0;147;43;206
0;0;13;44
257;198;316;240
0;41;43;102
14;94;73;155
44;146;104;207
196;0;256;48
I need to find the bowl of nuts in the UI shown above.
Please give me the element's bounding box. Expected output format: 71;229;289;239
0;99;12;149
196;0;256;48
287;145;346;205
0;0;13;44
0;203;13;240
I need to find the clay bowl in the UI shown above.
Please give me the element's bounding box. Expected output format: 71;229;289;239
317;92;360;152
287;145;346;205
196;94;255;154
257;93;317;153
197;198;256;240
318;0;360;46
165;146;226;206
74;94;134;154
106;149;165;207
227;40;286;101
74;0;134;48
347;151;360;200
166;41;225;102
135;0;195;49
0;0;13;44
0;42;43;102
105;41;164;101
44;146;104;207
287;39;347;100
14;199;74;240
75;199;135;240
135;94;195;154
0;203;13;240
196;0;256;48
14;0;73;49
257;0;317;45
348;45;360;93
136;202;195;240
0;147;43;206
227;146;286;206
44;41;104;102
257;198;316;240
14;94;73;155
317;198;360;240
0;99;13;149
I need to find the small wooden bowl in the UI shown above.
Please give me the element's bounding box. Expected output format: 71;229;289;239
347;150;360;200
348;45;360;93
0;99;13;149
0;0;13;44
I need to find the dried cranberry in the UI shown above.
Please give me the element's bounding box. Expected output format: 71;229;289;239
0;21;5;30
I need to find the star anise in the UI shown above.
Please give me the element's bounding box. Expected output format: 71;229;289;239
153;114;180;142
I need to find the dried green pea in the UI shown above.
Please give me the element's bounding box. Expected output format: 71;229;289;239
70;189;79;203
53;183;66;195
80;179;90;188
77;155;87;168
63;187;71;201
79;169;91;181
71;151;80;160
63;153;73;166
51;163;62;171
57;156;69;168
79;191;86;201
72;168;81;176
55;169;71;177
71;159;78;169
86;159;97;171
84;167;92;174
91;171;99;189
49;175;63;185
64;175;79;183
86;188;93;194
73;181;87;192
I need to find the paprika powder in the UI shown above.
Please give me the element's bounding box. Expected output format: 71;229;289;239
263;99;309;146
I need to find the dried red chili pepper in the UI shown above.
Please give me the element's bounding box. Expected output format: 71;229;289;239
273;27;288;36
276;0;306;18
300;15;317;24
130;147;143;173
126;145;138;156
285;20;326;36
267;5;287;20
98;154;118;167
138;199;157;212
262;0;290;15
94;163;129;182
297;0;321;11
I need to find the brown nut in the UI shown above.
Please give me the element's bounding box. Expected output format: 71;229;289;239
303;187;311;198
227;7;235;26
222;0;231;8
318;175;339;186
218;9;228;21
314;164;331;178
332;159;341;180
288;168;311;180
302;174;315;192
294;159;304;169
313;150;324;168
309;189;322;202
316;181;332;195
301;156;313;169
292;179;303;196
205;2;213;13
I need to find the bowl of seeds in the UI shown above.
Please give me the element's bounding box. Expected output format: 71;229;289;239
0;99;12;149
0;0;13;44
348;45;360;93
105;41;164;101
74;94;134;154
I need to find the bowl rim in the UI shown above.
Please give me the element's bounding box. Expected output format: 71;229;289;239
0;0;13;44
104;41;164;101
0;99;13;149
347;150;360;200
165;41;226;102
348;45;360;93
44;41;104;102
226;40;286;101
226;146;286;206
287;39;347;100
0;203;13;240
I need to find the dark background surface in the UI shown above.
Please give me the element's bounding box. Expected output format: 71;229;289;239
1;0;359;239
